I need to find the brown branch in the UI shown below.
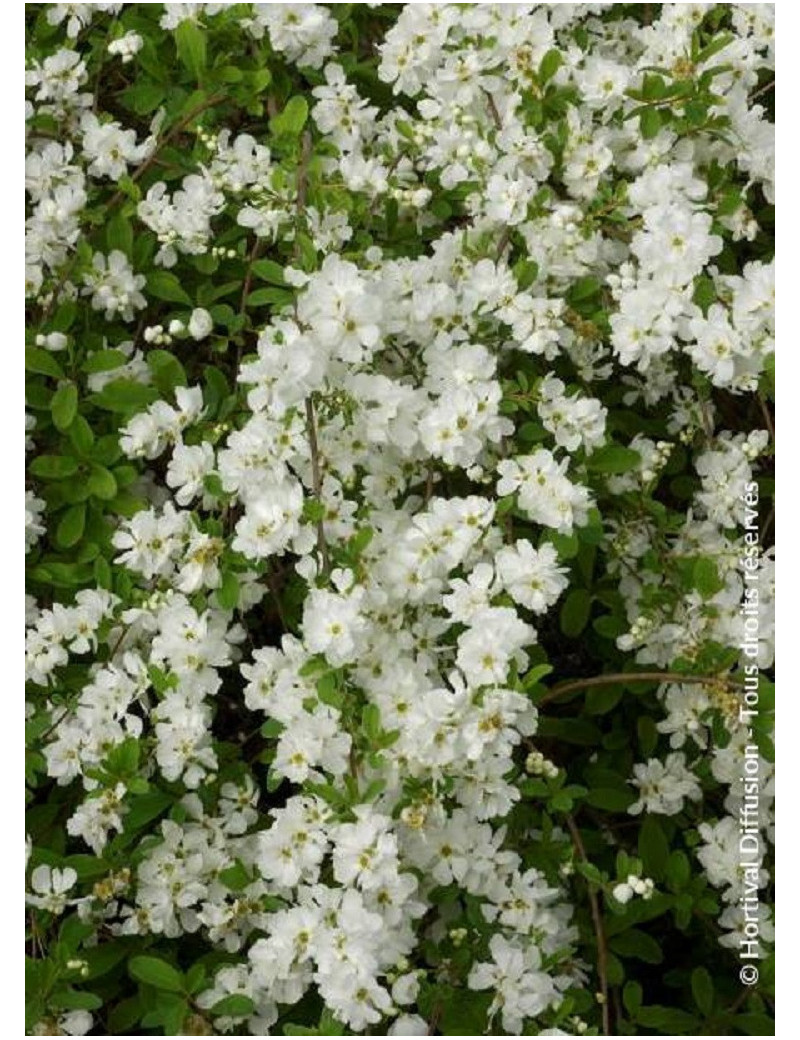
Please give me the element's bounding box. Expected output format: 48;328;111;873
305;395;329;574
483;89;502;131
757;393;774;443
427;1000;443;1035
538;670;743;706
760;503;774;545
424;466;435;504
749;79;774;104
495;226;512;263
296;129;313;216
566;813;611;1036
37;254;80;328
240;237;262;313
265;564;289;631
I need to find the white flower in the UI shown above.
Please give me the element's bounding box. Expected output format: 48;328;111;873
629;752;702;815
495;540;569;614
27;864;78;913
188;307;214;341
108;31;143;63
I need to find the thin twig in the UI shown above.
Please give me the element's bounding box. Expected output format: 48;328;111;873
760;503;774;545
566;813;611;1036
305;396;329;574
265;564;289;631
427;1000;443;1035
37;705;72;745
236;234;263;367
296;129;313;215
292;127;327;577
757;393;775;442
538;670;743;706
749;79;774;104
424;466;435;504
483;88;502;131
37;254;80;328
495;226;512;263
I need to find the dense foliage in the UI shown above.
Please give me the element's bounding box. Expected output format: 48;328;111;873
26;3;775;1036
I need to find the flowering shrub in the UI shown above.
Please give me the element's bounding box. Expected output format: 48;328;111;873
25;3;775;1036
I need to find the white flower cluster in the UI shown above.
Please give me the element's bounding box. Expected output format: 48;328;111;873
25;3;774;1034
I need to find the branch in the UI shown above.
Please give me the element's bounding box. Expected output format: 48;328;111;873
749;79;774;104
296;129;313;216
757;393;774;443
538;670;743;706
305;395;329;575
566;814;611;1036
495;226;512;263
483;89;502;131
239;237;262;316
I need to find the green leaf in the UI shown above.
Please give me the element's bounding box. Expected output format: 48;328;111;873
148;350;187;394
623;981;643;1016
362;703;382;741
589;445;642;474
51;383;78;431
106;737;139;777
129;955;185;994
107;995;143;1033
29;454;79;479
26;347;65;378
88;465;117;501
560;588;591;637
56;504;86;549
691;966;714;1016
692;556;724;598
124;790;172;832
218;861;251;892
735;1013;776;1035
216;571;240;611
639;817;670;880
251;259;287;285
247;286;294;308
637;715;658;756
91;380;158;414
122;82;165;115
51;299;77;333
537;717;602;745
665;850;690;889
585;787;634;812
82;349;129;374
106;213;133;258
539;48;563;84
175;21;207;81
609;928;664;964
523;662;553;689
567;276;601;302
147;270;193;306
513;259;539;290
636;1005;698;1033
68;415;95;455
210;994;256;1017
585;685;623;714
270;95;308;136
640;107;663;140
51;988;103;1011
